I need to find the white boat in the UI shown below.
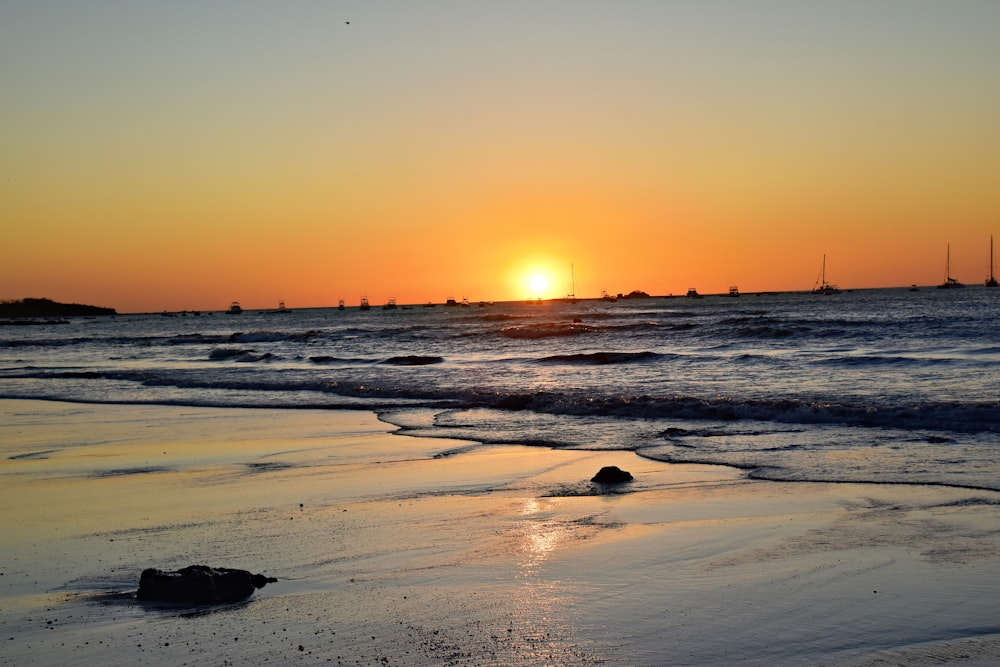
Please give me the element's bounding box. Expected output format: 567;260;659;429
812;255;841;295
937;244;964;289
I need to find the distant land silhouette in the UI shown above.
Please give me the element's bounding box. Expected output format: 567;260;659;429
0;297;117;319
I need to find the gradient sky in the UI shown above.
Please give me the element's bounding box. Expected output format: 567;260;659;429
2;1;999;312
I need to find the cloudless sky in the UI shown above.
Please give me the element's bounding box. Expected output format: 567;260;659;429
2;1;999;312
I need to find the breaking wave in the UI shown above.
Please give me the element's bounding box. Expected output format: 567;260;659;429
4;366;998;435
536;351;664;365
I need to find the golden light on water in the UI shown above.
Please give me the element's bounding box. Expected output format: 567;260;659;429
518;498;562;568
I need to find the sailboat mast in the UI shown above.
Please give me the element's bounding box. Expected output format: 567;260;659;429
987;236;998;287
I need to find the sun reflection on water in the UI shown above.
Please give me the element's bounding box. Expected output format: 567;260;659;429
508;498;576;659
516;498;567;570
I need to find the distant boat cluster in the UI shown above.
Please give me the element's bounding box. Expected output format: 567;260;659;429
218;240;998;314
935;237;999;290
225;299;289;315
809;240;999;296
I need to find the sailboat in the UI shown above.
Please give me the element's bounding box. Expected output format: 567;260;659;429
564;264;579;303
937;244;964;289
986;236;998;288
812;255;840;295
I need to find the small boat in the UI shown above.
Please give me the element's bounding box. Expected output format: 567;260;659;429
338;299;346;311
986;236;998;288
685;288;703;299
812;255;841;295
600;290;618;302
270;300;291;314
359;297;371;311
383;298;397;310
445;297;458;307
728;286;740;297
423;302;436;308
937;244;964;289
460;297;470;307
226;301;243;314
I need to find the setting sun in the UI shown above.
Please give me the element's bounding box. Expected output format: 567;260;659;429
528;273;549;295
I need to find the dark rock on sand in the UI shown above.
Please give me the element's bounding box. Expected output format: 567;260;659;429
591;466;633;484
137;565;276;604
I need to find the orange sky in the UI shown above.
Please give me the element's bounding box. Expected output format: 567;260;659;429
2;2;999;312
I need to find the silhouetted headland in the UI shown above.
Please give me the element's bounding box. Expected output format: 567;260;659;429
0;297;117;321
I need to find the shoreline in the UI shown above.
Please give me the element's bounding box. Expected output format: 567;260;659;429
3;399;1000;665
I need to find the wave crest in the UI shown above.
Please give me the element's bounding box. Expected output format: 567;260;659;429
380;356;445;366
536;351;663;365
500;322;593;339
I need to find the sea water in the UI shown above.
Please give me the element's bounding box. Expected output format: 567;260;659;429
2;287;998;490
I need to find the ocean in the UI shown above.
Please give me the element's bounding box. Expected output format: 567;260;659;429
3;287;999;491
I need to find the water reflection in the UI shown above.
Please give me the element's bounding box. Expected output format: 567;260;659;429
517;498;563;570
509;498;575;660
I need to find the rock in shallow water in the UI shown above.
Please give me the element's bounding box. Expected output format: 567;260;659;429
137;565;276;604
591;466;633;484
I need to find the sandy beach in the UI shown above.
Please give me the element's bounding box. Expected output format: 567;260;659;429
2;399;1000;666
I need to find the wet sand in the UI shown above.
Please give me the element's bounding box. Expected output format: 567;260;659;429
2;399;1000;666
